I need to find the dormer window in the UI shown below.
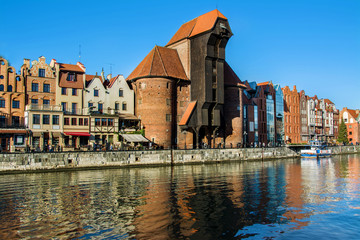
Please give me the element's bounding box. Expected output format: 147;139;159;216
67;73;76;81
39;68;45;77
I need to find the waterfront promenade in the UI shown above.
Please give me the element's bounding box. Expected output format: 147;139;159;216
0;145;359;174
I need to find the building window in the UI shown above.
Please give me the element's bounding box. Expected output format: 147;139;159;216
31;99;38;105
108;119;114;126
98;103;103;113
64;117;69;125
0;84;3;91
43;83;50;93
52;115;59;125
71;118;77;125
72;103;77;114
115;103;119;110
61;102;67;111
32;83;39;92
7;85;12;92
43;99;50;105
12;116;20;126
349;131;352;135
166;99;171;106
67;73;76;81
84;118;88;126
94;89;99;97
12;100;20;109
79;118;83;126
119;89;123;97
95;118;101;126
72;88;77;96
88;102;93;108
122;102;127;111
138;99;142;105
39;68;45;77
33;114;40;124
61;87;67;95
166;114;171;122
43;115;50;124
0;98;4;108
102;118;107;126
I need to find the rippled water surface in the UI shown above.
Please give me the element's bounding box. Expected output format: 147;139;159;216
1;154;360;239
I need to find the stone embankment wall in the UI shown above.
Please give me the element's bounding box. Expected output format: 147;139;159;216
0;146;359;174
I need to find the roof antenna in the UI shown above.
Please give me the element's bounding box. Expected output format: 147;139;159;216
107;63;114;75
79;44;81;62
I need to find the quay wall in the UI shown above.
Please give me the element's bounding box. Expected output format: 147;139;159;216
0;146;359;174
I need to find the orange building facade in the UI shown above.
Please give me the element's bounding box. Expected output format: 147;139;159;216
0;58;27;151
282;86;300;144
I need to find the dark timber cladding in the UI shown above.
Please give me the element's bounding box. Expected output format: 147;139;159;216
187;15;233;144
127;9;244;149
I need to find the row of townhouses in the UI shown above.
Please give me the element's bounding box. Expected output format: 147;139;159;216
0;9;355;152
0;56;141;152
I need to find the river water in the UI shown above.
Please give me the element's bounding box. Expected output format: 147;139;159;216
0;154;359;239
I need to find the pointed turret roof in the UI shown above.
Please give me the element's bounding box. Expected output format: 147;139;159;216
166;9;227;46
126;46;189;81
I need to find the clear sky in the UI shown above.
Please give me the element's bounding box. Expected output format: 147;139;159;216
1;0;359;110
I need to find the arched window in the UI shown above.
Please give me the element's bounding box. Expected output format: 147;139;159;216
0;84;4;91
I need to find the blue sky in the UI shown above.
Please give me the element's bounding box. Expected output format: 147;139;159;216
1;0;359;109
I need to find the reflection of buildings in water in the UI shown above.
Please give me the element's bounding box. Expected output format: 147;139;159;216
0;190;21;239
283;164;309;229
131;167;197;239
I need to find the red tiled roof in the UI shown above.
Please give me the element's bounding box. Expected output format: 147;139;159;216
324;99;333;105
224;62;246;88
108;75;119;88
167;9;227;46
126;46;189;81
179;101;197;126
59;72;84;89
85;74;103;87
59;63;85;73
347;109;359;119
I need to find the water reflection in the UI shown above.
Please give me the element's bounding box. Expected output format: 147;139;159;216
0;155;359;239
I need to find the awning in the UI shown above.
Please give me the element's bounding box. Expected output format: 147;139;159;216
120;134;149;143
64;132;91;136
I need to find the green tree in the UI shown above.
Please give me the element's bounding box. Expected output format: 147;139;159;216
337;119;349;145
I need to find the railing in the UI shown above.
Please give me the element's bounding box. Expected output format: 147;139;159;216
26;104;63;111
0;116;26;129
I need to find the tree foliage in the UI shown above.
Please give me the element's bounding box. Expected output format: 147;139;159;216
337;119;349;145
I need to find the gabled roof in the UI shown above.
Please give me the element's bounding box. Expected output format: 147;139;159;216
126;46;189;81
324;99;334;105
108;75;120;88
166;9;227;46
85;74;103;88
224;62;246;88
59;63;85;73
347;109;359;119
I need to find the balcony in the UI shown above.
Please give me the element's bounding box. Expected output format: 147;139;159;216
0;114;26;129
63;108;88;115
26;104;63;111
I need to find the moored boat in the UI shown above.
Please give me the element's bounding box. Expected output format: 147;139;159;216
300;140;331;158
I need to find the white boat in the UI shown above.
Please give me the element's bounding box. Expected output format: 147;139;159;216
300;140;331;158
